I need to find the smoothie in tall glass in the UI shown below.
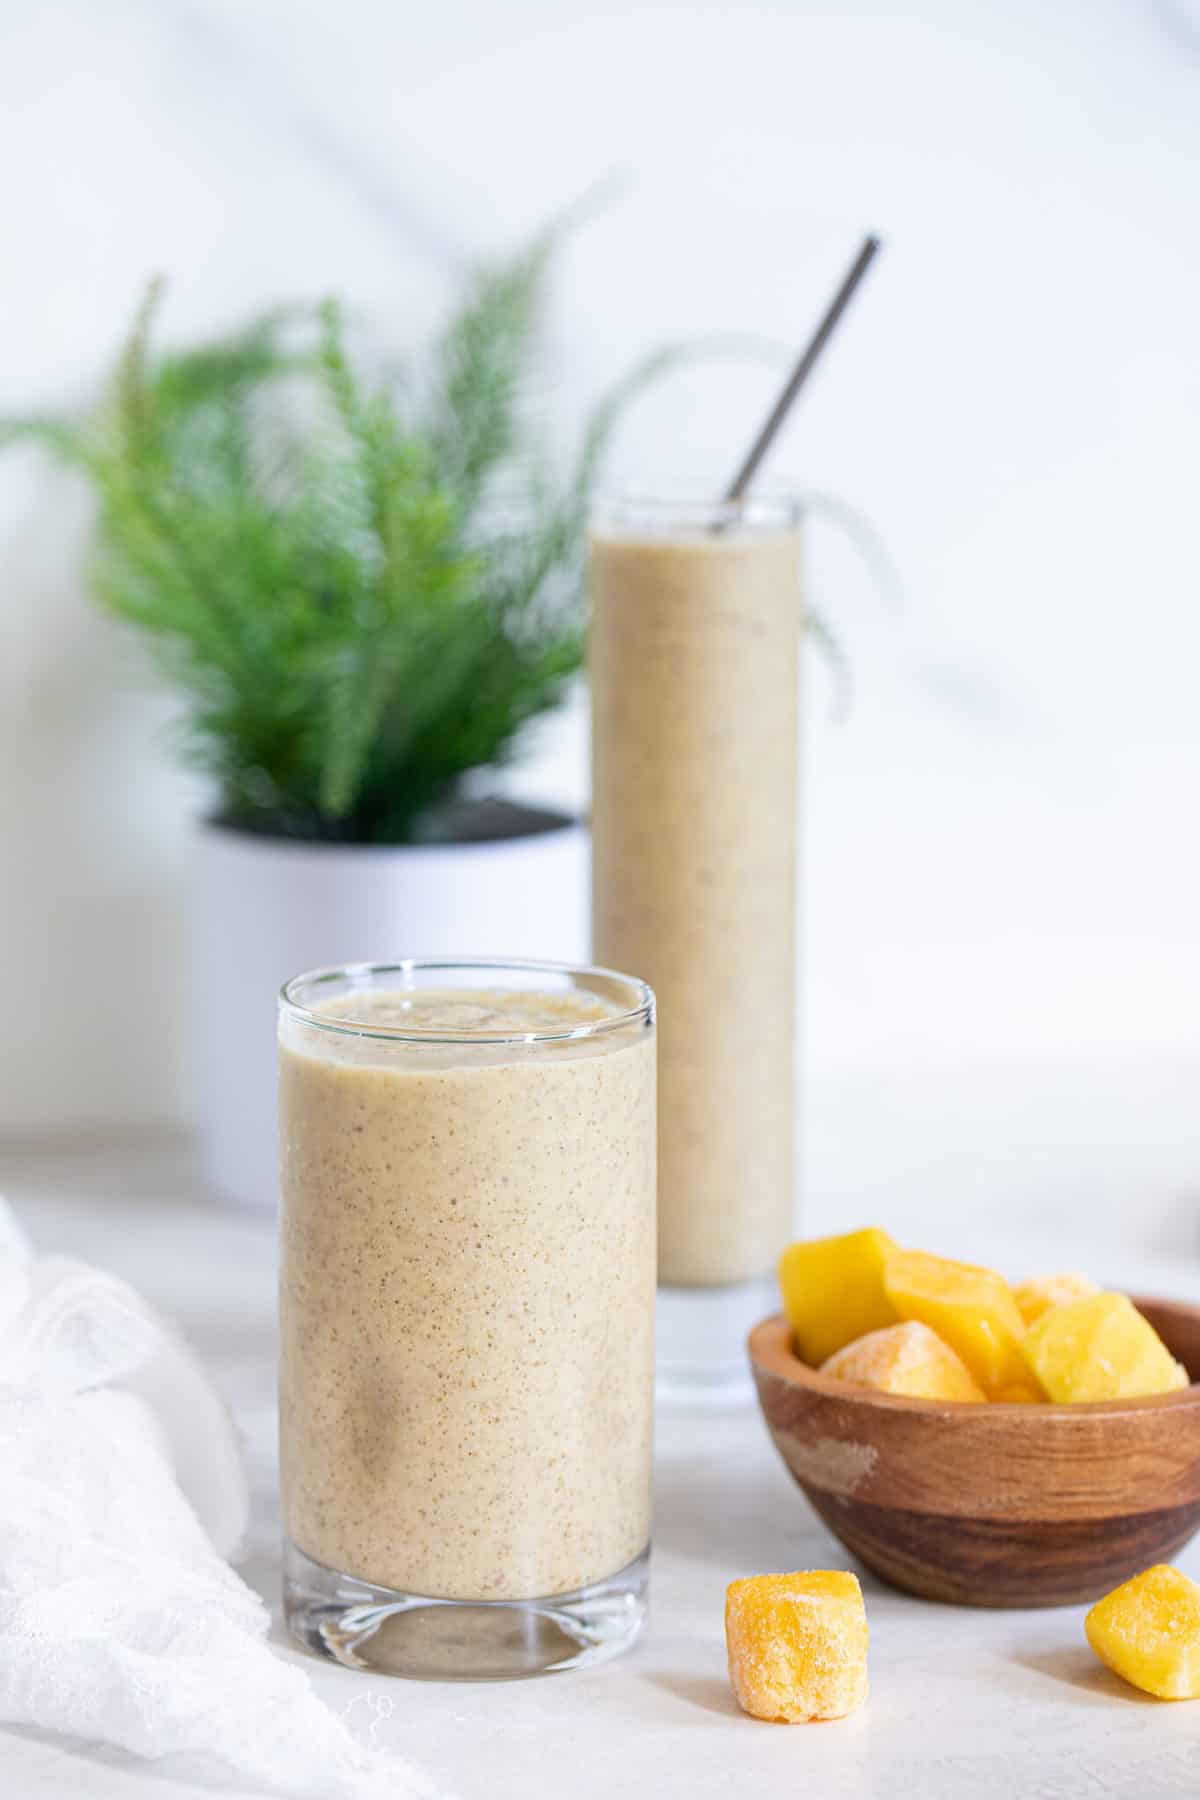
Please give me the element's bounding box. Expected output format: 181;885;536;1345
590;497;802;1390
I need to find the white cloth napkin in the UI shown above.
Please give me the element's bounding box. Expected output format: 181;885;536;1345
0;1199;447;1799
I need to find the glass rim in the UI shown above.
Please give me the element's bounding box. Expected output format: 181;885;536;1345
590;486;803;532
278;957;655;1046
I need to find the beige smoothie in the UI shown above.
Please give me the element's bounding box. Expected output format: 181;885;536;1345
278;978;655;1602
591;512;802;1287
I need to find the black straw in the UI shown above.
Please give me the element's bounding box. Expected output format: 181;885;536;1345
723;235;881;504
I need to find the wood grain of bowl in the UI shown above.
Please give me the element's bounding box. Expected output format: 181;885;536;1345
749;1295;1200;1608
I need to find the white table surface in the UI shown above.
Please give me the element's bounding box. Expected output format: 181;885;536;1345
3;1139;1200;1800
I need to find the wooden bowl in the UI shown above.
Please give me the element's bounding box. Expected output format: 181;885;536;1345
749;1295;1200;1608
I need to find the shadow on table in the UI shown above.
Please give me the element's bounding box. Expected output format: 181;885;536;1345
2;1725;185;1793
1011;1647;1159;1706
653;1449;836;1572
644;1672;742;1720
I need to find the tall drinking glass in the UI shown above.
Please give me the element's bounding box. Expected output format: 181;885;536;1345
590;495;803;1399
279;958;656;1679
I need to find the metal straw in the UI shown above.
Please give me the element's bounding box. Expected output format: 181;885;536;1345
723;235;881;504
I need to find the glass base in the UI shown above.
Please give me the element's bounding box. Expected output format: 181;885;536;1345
656;1274;777;1407
283;1540;649;1681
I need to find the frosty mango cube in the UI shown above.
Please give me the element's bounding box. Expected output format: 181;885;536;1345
1013;1271;1099;1328
883;1249;1033;1398
1023;1291;1189;1402
779;1228;897;1367
725;1570;868;1722
1085;1565;1200;1699
822;1320;985;1403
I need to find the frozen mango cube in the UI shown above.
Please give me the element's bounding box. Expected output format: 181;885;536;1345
725;1570;868;1722
991;1380;1046;1404
1086;1565;1200;1699
883;1249;1033;1398
779;1228;897;1366
1023;1291;1189;1402
822;1320;985;1403
1013;1271;1100;1328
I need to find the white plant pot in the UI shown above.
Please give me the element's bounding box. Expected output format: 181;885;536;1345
189;807;589;1212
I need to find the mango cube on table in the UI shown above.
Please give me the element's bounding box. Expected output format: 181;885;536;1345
778;1228;897;1367
1086;1565;1200;1699
1023;1291;1188;1402
821;1320;985;1403
883;1249;1033;1398
1013;1271;1100;1328
725;1571;868;1722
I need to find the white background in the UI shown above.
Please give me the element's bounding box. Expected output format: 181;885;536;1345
2;0;1198;1245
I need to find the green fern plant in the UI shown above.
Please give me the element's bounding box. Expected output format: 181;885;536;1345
1;232;686;843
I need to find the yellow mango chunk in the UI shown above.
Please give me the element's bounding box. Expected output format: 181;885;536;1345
725;1571;868;1722
883;1249;1033;1398
991;1380;1045;1404
1013;1271;1100;1328
821;1321;985;1403
1086;1565;1200;1699
779;1228;897;1367
1023;1291;1189;1402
